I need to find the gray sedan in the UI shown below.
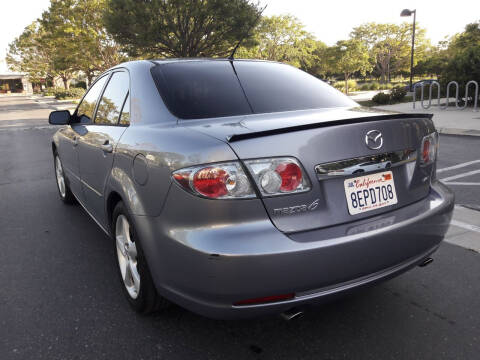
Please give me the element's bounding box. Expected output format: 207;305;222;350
49;59;454;319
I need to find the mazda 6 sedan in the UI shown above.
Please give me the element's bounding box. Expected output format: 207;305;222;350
49;59;454;319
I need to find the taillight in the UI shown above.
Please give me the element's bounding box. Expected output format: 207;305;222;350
173;158;311;199
276;162;302;191
244;157;311;196
172;162;255;199
193;167;229;198
420;132;438;166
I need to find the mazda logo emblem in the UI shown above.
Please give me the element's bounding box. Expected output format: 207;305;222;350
365;130;383;150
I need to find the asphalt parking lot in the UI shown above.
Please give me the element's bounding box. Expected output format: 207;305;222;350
437;135;480;209
1;96;479;359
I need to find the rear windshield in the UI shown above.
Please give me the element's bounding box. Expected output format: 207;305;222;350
151;60;356;120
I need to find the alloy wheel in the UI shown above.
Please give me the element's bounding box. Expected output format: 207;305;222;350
115;214;141;299
55;156;66;198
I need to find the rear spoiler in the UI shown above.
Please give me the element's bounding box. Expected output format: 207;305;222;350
226;113;433;142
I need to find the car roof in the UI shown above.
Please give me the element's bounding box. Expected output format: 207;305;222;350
151;58;281;65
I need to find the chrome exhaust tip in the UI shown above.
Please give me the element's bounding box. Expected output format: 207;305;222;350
280;308;304;321
419;257;434;267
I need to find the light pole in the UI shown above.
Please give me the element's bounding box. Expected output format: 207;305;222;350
401;9;416;91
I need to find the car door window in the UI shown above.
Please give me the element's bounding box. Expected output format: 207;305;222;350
119;93;130;125
95;71;130;125
76;75;108;122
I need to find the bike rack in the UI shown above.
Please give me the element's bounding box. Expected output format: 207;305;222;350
413;80;478;111
464;80;478;111
442;81;459;109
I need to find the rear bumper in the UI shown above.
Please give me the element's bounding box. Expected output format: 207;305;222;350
133;181;454;319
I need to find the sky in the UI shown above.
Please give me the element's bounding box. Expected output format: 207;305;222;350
1;0;480;73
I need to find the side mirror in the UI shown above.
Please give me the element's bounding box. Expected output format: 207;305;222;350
49;110;71;125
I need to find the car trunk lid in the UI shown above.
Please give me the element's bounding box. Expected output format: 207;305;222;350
184;107;436;233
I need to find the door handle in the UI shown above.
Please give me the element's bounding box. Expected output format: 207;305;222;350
101;141;113;153
73;136;78;147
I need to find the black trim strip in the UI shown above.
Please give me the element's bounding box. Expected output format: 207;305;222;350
226;112;433;142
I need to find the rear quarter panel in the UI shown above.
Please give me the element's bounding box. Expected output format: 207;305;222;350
107;125;242;217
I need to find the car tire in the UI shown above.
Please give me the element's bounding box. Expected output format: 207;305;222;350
54;153;76;204
112;201;169;314
353;169;364;174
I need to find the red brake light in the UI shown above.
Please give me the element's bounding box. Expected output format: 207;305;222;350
193;167;229;198
244;157;311;196
172;162;255;199
276;162;302;192
422;138;431;163
234;293;295;306
420;132;437;166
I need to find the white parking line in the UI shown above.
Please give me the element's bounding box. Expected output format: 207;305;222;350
440;169;480;182
437;160;480;173
450;220;480;233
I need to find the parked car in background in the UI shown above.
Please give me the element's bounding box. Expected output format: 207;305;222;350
48;59;454;319
407;79;439;91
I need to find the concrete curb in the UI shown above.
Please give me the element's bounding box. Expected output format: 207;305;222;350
373;102;480;137
437;128;480;137
445;205;480;253
28;96;77;112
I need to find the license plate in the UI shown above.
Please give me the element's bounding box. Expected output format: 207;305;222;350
344;171;398;215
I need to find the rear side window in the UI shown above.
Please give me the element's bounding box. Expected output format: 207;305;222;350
76;75;108;122
151;61;356;120
95;71;130;125
151;61;252;119
234;62;356;113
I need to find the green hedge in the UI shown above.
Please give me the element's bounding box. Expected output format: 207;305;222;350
371;86;407;105
43;87;56;96
356;82;397;91
372;92;391;104
43;87;84;99
56;88;84;99
390;86;407;101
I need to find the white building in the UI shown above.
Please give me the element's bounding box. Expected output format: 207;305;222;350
0;59;33;95
0;73;33;95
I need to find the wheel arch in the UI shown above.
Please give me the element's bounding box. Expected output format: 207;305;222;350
106;190;124;231
51;130;61;154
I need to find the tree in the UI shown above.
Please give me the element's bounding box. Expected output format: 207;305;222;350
302;41;330;78
351;22;430;83
439;21;480;99
67;0;125;86
236;15;328;76
41;0;125;87
104;0;262;58
38;1;79;89
7;0;125;89
328;39;371;94
414;43;449;77
6;21;55;84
